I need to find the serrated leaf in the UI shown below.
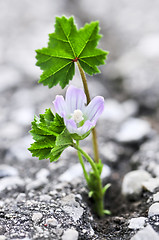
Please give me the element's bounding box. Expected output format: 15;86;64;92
50;129;74;162
56;128;73;146
29;110;74;162
28;110;67;161
36;16;108;89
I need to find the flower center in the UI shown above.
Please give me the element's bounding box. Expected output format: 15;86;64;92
71;109;84;124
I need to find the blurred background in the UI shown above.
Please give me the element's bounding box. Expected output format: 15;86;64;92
0;0;159;164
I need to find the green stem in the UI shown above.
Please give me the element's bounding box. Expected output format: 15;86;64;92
76;140;89;183
74;143;98;175
77;61;99;163
74;142;104;217
74;143;105;217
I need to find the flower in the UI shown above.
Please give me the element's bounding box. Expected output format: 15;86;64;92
53;85;104;138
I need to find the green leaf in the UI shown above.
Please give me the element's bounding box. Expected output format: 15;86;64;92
50;128;73;162
28;109;68;161
36;16;108;89
102;183;111;195
88;191;94;198
29;109;74;162
103;209;111;215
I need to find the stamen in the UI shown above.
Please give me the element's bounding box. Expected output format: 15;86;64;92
71;109;84;123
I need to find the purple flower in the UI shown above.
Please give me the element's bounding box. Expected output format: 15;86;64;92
53;85;104;138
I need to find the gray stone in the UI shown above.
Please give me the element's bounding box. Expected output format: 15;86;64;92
148;203;159;217
100;141;124;163
59;162;111;182
9;135;32;161
11;107;34;126
0;122;23;140
131;136;159;177
45;217;58;227
101;99;138;122
39;194;52;202
153;192;159;202
0;236;6;240
61;194;84;222
16;193;26;203
32;212;43;222
0;66;22;92
0;165;18;178
142;178;159;193
62;228;79;240
35;168;50;179
128;217;147;230
131;225;159;240
26;178;48;191
122;170;151;197
0;176;25;192
116;118;151;143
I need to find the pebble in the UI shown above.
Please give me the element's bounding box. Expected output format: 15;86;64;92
16;193;26;203
45;217;58;227
0;236;6;240
128;217;147;230
26;178;48;191
0;165;18;178
148;203;159;217
100;142;124;163
131;224;159;240
142;178;159;192
11;107;34;126
62;228;79;240
153;192;159;202
0;176;25;192
0;66;22;92
35;168;50;179
32;212;43;222
59;163;111;182
61;194;84;222
131;136;159;177
0;122;23;140
39;194;52;202
122;170;151;197
101;99;138;122
116;118;151;143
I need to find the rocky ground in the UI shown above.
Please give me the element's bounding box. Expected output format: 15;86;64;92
1;0;159;239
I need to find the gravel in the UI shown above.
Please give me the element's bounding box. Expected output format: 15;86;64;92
1;0;159;239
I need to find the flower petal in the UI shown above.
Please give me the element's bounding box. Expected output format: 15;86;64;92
53;95;67;117
85;96;104;123
65;118;78;134
66;85;86;114
77;120;94;135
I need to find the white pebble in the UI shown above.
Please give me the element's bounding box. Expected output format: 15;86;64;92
46;217;58;227
128;217;147;229
148;203;159;217
122;170;151;197
62;228;79;240
153;192;159;202
116;118;151;143
142;178;159;193
0;236;6;240
131;224;159;240
32;212;43;222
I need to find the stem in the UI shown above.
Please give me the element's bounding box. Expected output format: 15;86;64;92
74;143;98;177
77;61;91;103
77;61;99;163
73;143;105;217
76;140;89;183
